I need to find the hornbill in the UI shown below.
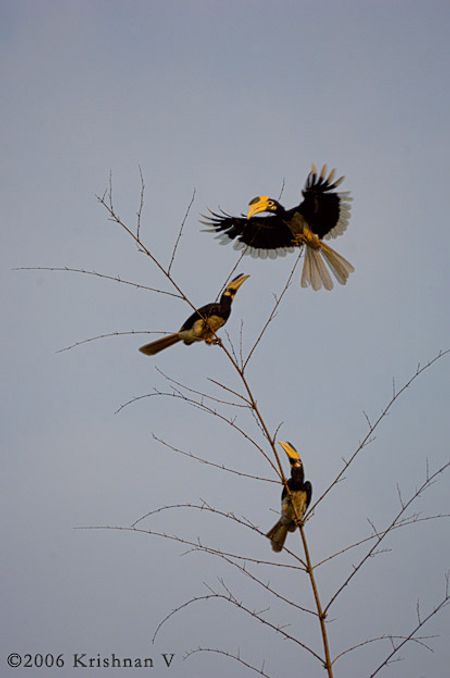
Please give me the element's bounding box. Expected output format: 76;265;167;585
138;273;249;356
202;163;354;291
266;441;312;552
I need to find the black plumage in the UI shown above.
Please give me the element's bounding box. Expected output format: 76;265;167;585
266;441;312;552
202;163;354;290
138;273;249;356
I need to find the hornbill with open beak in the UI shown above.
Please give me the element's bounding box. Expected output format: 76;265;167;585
266;441;312;552
138;273;249;356
202;164;354;291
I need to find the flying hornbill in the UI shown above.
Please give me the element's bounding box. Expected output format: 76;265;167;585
266;441;312;552
138;273;249;356
202;164;354;291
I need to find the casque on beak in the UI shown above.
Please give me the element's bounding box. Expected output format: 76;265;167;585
226;273;250;293
279;440;302;464
247;196;271;219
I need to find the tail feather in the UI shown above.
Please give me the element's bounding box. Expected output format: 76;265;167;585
266;520;289;552
301;247;333;291
301;242;354;290
300;246;312;289
139;333;181;356
320;241;355;285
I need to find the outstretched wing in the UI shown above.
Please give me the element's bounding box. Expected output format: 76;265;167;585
298;164;352;240
201;209;296;258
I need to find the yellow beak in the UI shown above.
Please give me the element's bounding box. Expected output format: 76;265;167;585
279;440;301;462
225;273;250;294
247;196;271;219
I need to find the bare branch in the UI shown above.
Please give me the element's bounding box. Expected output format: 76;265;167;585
130;501;305;568
324;461;450;614
195;548;313;615
224;328;241;368
168;188;196;275
156;366;250;408
56;330;166;354
207;377;250;405
298;524;334;675
216;249;248;301
14;266;182;298
150;435;278;485
333;633;437;664
277;176;286;201
153;586;324;663
396;483;405;509
315;513;450;569
136;165;145;242
369;574;450;677
96;187;199;316
243;251;302;369
76;523;300;578
307;349;450;517
184;647;273;678
116;387;279;474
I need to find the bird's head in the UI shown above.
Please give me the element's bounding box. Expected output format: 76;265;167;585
223;273;250;299
247;196;283;219
279;440;303;469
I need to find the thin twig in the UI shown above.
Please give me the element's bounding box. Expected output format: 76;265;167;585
136;165;145;242
333;633;436;664
96;189;198;315
76;523;298;574
243;251;302;369
116;389;277;473
184;647;273;678
324;461;450;614
56;330;166;354
277;177;286;201
168;188;196;275
155;366;250;408
153;585;324;662
14;266;182;298
307;349;450;517
151;435;278;485
368;573;450;677
196;548;313;615
207;377;250;405
216;249;248;300
315;513;450;569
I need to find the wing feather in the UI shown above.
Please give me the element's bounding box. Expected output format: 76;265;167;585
202;210;295;255
298;164;352;240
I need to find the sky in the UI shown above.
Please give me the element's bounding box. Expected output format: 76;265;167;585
2;1;450;676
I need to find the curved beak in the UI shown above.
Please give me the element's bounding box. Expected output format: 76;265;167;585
279;440;301;463
226;273;250;293
247;196;271;219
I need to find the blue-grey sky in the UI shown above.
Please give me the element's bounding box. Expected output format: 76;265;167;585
2;1;450;676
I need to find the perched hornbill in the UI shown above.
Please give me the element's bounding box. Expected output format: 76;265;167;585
266;441;312;552
138;273;249;356
202;163;354;291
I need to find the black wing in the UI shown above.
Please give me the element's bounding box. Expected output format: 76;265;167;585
202;209;295;255
297;165;351;240
304;480;312;509
280;480;312;507
179;302;222;332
